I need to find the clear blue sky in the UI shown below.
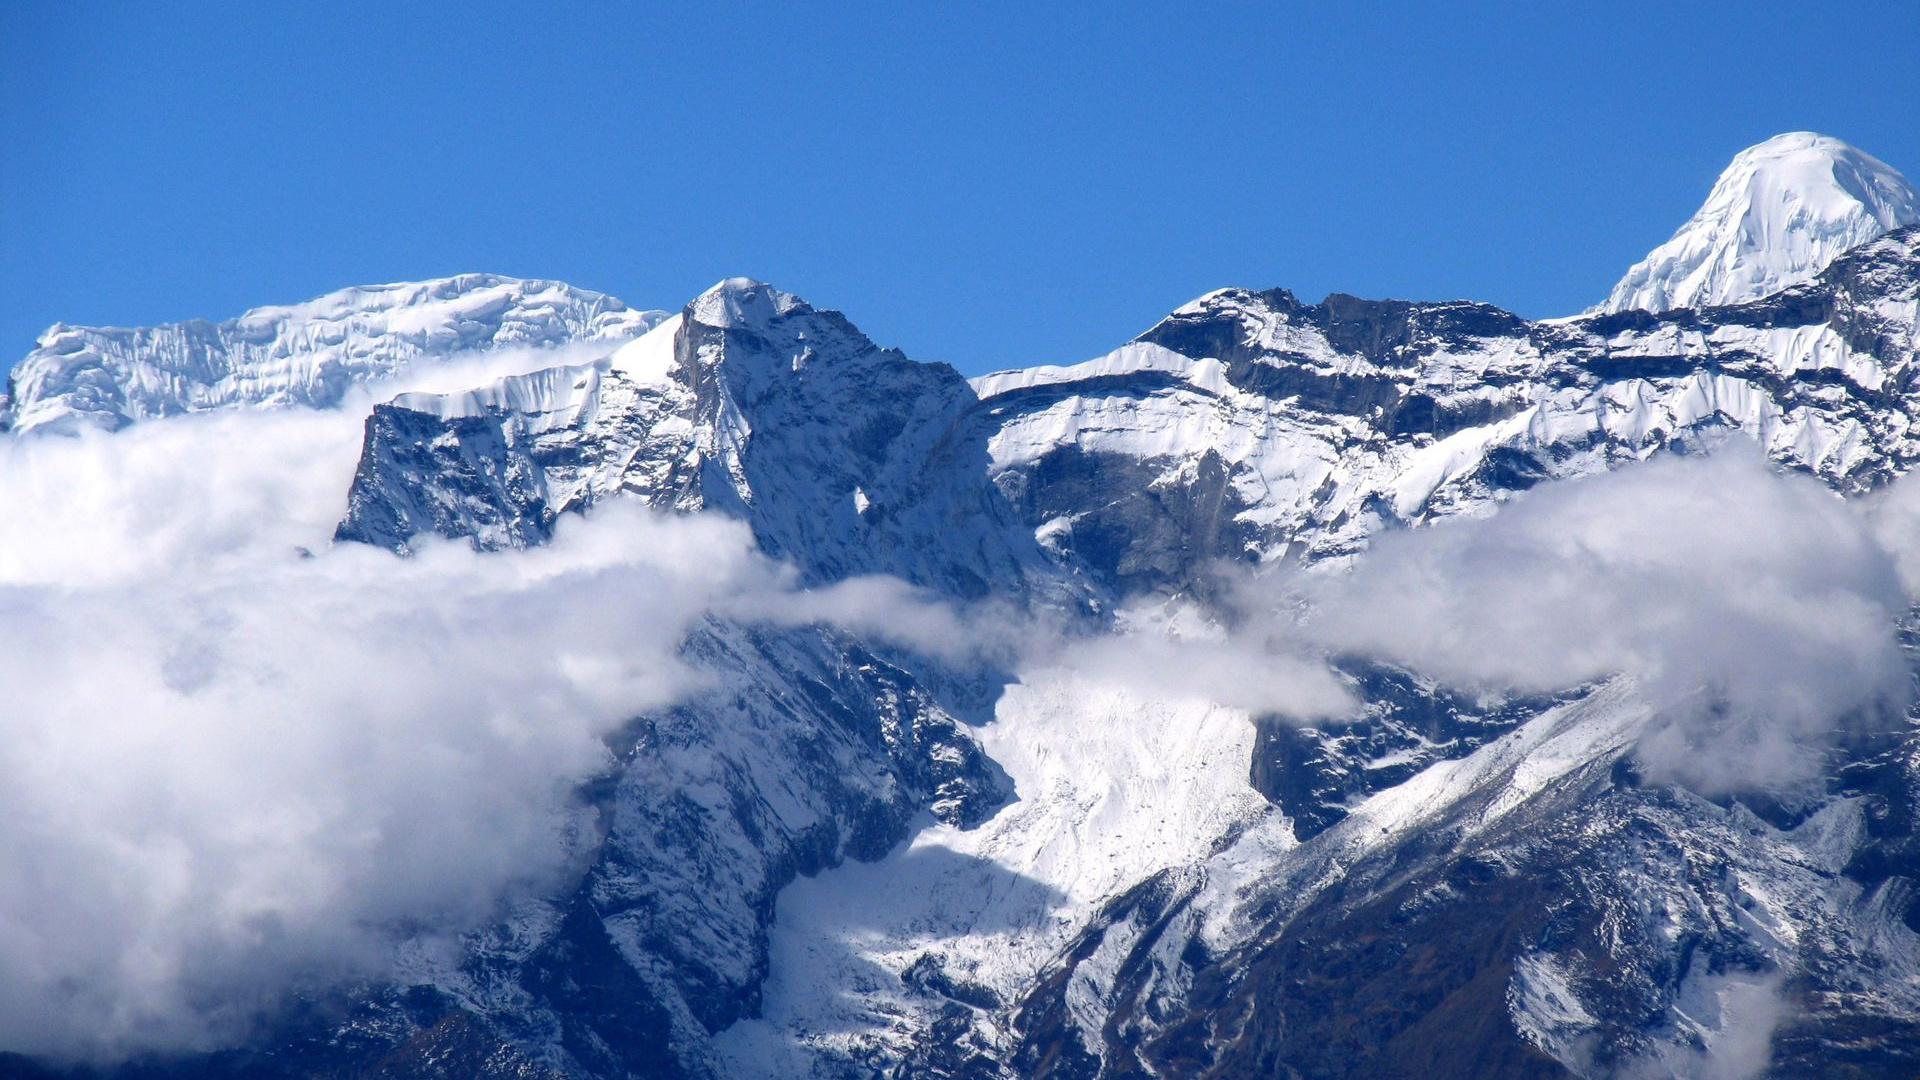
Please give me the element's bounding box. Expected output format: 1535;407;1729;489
5;2;1918;375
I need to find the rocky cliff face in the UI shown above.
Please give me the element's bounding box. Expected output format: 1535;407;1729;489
336;280;1070;603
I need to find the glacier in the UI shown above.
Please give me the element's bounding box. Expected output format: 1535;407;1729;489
0;274;666;435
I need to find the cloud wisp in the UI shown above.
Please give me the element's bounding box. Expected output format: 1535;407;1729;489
1179;448;1914;795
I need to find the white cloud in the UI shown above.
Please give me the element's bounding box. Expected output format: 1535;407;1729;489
1271;449;1912;794
1047;601;1356;721
0;401;964;1061
1618;971;1789;1080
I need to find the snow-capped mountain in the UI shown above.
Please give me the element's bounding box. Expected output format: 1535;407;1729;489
336;278;1069;602
0;274;665;435
8;135;1920;1080
1595;131;1919;314
334;225;1920;608
176;224;1920;1079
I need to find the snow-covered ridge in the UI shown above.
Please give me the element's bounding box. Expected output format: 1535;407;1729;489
973;225;1920;587
310;219;1920;601
970;341;1220;398
688;275;809;329
2;273;667;435
336;281;1063;600
1596;131;1919;314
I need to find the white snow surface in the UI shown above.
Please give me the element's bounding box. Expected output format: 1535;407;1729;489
968;341;1215;398
714;669;1271;1076
1596;132;1918;314
3;274;666;434
388;317;689;438
1191;679;1650;956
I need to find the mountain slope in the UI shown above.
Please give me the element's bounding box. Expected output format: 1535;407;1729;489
975;225;1920;589
1596;132;1919;315
1007;680;1920;1080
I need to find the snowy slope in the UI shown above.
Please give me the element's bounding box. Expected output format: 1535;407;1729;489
1596;132;1919;314
975;226;1920;593
715;669;1272;1078
391;619;1013;1080
1010;681;1920;1080
0;274;666;434
334;315;697;553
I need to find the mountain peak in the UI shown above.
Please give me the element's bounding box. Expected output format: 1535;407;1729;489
687;277;807;329
4;275;666;434
1594;131;1919;314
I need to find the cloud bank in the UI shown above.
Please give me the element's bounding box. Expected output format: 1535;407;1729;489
1207;448;1914;795
0;405;972;1061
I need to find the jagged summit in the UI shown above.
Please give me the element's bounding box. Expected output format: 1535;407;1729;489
1595;131;1919;315
687;276;804;329
337;277;1059;598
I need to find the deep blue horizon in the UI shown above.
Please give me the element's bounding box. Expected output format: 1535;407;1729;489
5;1;1919;375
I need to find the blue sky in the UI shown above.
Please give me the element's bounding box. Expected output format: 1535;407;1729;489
4;2;1918;375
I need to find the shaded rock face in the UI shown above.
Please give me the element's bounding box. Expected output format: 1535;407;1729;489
1249;664;1585;840
433;622;1014;1080
666;282;1053;599
982;445;1257;597
1010;868;1578;1080
1004;694;1920;1080
13;228;1920;1079
335;405;554;552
